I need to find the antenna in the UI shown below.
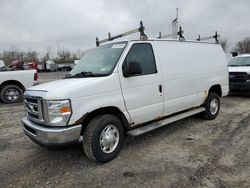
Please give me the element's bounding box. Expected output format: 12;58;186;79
176;8;178;19
171;8;179;39
96;21;147;46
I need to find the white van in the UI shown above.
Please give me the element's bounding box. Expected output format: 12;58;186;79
45;60;56;72
22;39;228;162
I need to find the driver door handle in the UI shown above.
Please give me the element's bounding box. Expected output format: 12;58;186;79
159;84;162;93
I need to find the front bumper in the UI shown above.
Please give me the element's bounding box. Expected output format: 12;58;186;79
229;81;250;93
22;117;82;147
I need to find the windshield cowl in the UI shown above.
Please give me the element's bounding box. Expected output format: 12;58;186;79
64;71;109;79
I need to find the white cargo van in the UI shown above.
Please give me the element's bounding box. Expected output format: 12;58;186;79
22;39;228;162
45;60;56;72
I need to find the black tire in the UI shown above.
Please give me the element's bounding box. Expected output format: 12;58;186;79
0;84;23;104
83;114;124;163
201;92;220;120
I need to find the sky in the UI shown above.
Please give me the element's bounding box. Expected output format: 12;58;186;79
0;0;250;56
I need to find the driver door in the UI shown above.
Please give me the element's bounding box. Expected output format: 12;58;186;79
119;42;164;125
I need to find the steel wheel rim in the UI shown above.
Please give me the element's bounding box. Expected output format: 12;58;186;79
210;98;218;115
100;124;119;154
5;88;19;101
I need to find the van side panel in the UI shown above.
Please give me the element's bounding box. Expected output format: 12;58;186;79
154;41;228;116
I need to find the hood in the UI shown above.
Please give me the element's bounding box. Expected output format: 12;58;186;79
27;78;100;99
26;74;121;100
30;78;99;92
228;66;250;74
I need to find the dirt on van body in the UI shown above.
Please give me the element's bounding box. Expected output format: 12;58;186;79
0;74;250;188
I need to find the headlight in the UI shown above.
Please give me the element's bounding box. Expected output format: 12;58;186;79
47;100;72;126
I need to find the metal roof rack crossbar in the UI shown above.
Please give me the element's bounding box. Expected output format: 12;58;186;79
158;26;185;41
177;26;185;41
157;32;174;39
196;31;220;44
96;21;147;46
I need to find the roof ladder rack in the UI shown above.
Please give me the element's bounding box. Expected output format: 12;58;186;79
96;21;147;46
177;26;185;41
158;26;185;41
196;31;220;44
157;32;174;39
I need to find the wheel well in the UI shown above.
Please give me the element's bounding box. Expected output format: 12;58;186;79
80;107;130;134
209;85;222;97
0;80;25;92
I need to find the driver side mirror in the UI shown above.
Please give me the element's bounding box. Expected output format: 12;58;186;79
123;61;142;77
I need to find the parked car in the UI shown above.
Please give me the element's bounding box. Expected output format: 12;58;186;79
57;64;73;71
9;60;25;70
22;39;228;162
228;54;250;94
0;69;38;103
74;60;80;66
25;62;38;70
37;64;44;72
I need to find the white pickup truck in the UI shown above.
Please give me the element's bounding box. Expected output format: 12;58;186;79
228;54;250;94
22;39;228;163
0;69;38;103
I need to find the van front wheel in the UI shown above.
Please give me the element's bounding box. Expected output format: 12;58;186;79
202;92;220;120
83;114;124;163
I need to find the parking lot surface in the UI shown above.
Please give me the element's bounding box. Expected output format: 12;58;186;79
0;73;250;188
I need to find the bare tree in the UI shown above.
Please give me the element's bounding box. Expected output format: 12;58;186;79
41;47;52;62
24;51;39;62
1;47;21;65
234;37;250;54
57;47;71;64
220;38;229;51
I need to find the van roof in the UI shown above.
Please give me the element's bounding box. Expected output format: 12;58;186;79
102;38;219;46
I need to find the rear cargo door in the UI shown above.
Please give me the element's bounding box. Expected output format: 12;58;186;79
119;42;164;125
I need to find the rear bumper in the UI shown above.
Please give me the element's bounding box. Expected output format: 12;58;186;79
22;117;82;147
33;81;39;85
229;81;250;93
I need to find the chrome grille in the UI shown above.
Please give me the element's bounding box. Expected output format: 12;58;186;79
24;96;47;124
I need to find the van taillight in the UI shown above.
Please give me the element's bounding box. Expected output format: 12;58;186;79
34;72;38;81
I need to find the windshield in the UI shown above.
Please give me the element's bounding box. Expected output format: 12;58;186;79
228;57;250;66
66;42;127;78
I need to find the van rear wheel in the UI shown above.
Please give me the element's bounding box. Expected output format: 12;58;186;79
201;92;220;120
83;114;124;163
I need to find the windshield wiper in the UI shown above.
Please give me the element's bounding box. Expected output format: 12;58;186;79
64;71;108;78
228;65;241;67
228;64;250;67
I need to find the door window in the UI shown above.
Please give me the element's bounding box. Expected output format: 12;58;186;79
123;43;157;76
